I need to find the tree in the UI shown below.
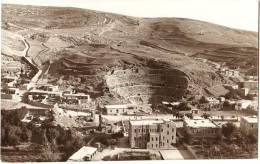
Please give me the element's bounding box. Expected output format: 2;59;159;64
46;128;60;143
40;144;61;162
183;129;193;144
177;102;191;111
6;125;22;146
111;132;124;138
222;122;236;141
21;127;32;142
247;134;257;144
199;96;208;104
201;113;210;119
185;113;193;119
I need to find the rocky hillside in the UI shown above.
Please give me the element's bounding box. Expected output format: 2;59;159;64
2;4;258;104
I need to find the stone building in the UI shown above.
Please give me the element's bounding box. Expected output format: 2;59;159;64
240;116;257;136
183;116;220;143
129;119;176;149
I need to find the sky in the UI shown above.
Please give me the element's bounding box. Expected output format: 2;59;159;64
2;0;258;31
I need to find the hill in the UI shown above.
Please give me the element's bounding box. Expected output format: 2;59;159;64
1;4;258;104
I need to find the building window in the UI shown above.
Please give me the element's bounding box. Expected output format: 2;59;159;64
172;128;174;132
172;136;174;140
135;129;137;133
156;144;158;148
152;137;153;141
167;124;169;128
167;131;169;135
161;129;163;132
116;109;119;113
110;110;112;113
151;144;153;148
163;136;165;140
167;140;169;143
156;137;158;141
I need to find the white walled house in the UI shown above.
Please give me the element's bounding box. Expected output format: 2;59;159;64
67;146;97;162
105;104;136;115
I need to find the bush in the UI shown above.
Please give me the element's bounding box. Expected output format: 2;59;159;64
111;132;124;138
6;125;22;146
247;134;257;144
222;122;236;140
177;102;191;111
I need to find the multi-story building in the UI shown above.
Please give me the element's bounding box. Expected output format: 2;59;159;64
240;116;257;136
183;116;220;143
129;119;176;149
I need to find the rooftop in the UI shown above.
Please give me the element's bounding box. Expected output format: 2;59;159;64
130;119;165;126
63;93;90;97
184;117;218;128
241;116;258;124
241;80;258;83
105;104;133;109
68;146;97;162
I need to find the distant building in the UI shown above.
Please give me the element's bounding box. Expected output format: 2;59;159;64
204;97;222;110
240;116;257;136
67;146;97;162
239;80;258;90
248;90;258;99
1;76;18;88
235;100;256;110
218;97;226;102
19;81;33;90
183;116;220;143
245;76;258;81
63;93;91;104
37;84;59;92
105;104;136;115
224;69;239;77
238;88;249;97
191;108;199;114
223;84;239;90
1;87;21;101
210;116;240;128
129;119;176;149
206;97;220;105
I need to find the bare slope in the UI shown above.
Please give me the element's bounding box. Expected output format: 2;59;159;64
2;4;258;104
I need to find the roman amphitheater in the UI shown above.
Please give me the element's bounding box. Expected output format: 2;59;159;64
105;67;189;104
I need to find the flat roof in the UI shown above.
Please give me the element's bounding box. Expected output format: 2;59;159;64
105;104;132;109
240;80;258;83
184;117;218;128
63;93;89;97
68;146;97;161
241;116;257;124
130;119;165;126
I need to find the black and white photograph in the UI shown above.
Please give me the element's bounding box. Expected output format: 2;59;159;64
0;0;259;162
